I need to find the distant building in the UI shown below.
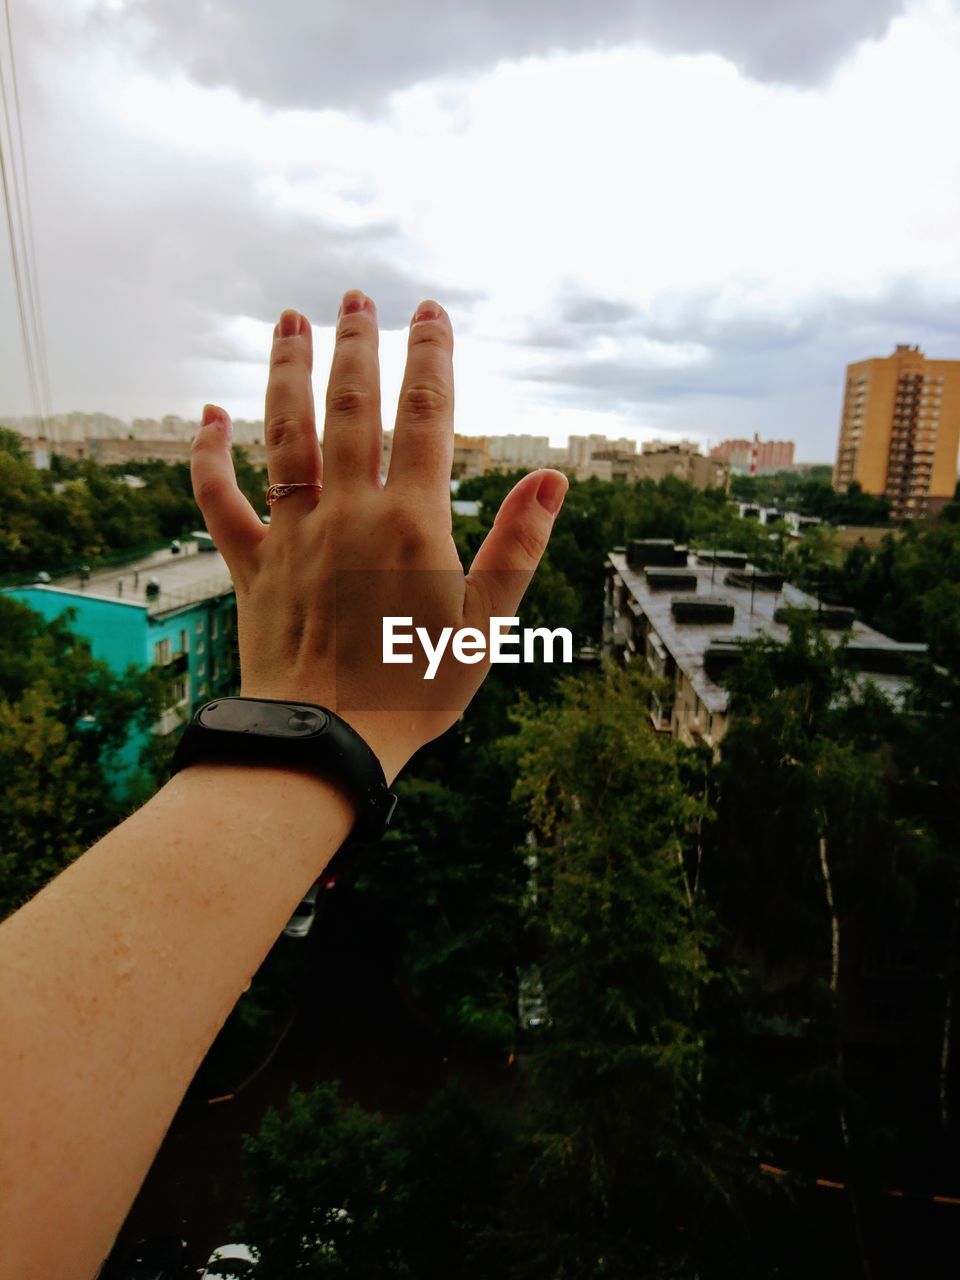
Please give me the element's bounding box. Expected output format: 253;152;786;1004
578;446;728;490
603;543;924;749
710;437;795;472
451;434;490;479
15;435;269;467
3;540;236;771
567;435;637;469
641;438;701;456
487;434;566;469
833;345;960;520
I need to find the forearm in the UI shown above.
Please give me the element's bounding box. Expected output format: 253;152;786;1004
0;763;353;1279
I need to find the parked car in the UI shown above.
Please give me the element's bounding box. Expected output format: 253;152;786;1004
283;881;321;939
282;872;338;939
198;1243;257;1278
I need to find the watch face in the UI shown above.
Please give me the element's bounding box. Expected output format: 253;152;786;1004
199;699;329;738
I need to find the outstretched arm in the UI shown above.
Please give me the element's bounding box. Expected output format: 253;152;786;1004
0;293;567;1279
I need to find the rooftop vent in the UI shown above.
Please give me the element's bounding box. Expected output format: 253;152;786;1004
671;598;735;625
704;641;743;682
645;568;698;592
695;550;748;569
627;539;688;568
725;570;785;592
774;604;855;631
842;642;926;675
145;578;161;599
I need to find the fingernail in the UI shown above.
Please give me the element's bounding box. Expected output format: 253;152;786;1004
341;291;367;317
201;404;219;427
279;309;302;337
536;472;568;516
412;302;440;325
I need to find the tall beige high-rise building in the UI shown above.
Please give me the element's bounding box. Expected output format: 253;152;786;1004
834;345;960;520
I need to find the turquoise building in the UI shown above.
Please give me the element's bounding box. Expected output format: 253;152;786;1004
4;539;237;777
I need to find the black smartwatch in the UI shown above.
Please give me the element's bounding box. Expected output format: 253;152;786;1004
170;697;397;844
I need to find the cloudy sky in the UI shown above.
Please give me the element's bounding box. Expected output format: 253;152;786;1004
2;0;959;460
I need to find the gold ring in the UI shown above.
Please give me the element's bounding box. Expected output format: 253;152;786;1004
265;482;323;505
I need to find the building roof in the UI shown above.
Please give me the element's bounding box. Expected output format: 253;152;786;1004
36;540;234;619
608;550;921;714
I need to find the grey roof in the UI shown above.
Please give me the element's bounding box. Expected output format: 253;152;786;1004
608;551;920;714
48;540;234;617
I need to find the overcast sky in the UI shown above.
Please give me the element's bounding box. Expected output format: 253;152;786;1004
2;0;959;460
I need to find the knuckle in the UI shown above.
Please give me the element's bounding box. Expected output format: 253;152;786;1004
335;322;366;345
270;348;299;369
399;381;450;421
265;412;303;450
327;384;373;417
511;521;546;564
192;473;227;509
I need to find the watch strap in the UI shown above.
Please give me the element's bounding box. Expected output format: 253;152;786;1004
169;697;397;844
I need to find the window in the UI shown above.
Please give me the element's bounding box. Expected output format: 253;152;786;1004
179;629;188;653
197;640;205;655
154;638;170;665
211;614;219;640
211;656;219;680
174;678;188;704
196;619;204;635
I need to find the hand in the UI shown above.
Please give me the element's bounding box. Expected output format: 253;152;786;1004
190;292;567;782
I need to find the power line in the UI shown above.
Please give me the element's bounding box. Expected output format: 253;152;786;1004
0;131;43;425
3;0;51;420
0;0;50;430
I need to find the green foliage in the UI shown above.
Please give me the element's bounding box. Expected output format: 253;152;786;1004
501;665;765;1277
710;625;918;975
237;1082;404;1278
0;596;169;918
0;443;267;580
355;775;524;1049
732;473;891;525
237;1081;515;1279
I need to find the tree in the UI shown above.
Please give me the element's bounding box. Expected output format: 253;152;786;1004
355;775;524;1049
0;596;169;918
236;1082;405;1279
235;1081;516;1279
706;625;938;1275
501;664;766;1278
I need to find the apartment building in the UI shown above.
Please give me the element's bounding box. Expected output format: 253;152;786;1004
603;541;923;749
4;541;236;771
578;447;728;489
833;344;960;520
710;437;795;471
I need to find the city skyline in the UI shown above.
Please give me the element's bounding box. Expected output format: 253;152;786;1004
2;2;960;462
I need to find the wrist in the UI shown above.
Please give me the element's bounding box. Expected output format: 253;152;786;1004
173;697;399;839
238;684;417;784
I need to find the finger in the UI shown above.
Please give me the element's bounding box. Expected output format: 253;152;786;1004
323;290;383;488
191;405;266;570
386;301;454;501
264;309;322;516
464;470;568;621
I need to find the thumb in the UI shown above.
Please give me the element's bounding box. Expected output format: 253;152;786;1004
190;404;265;569
465;469;567;620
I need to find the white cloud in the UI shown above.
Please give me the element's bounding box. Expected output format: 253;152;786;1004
1;0;958;462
